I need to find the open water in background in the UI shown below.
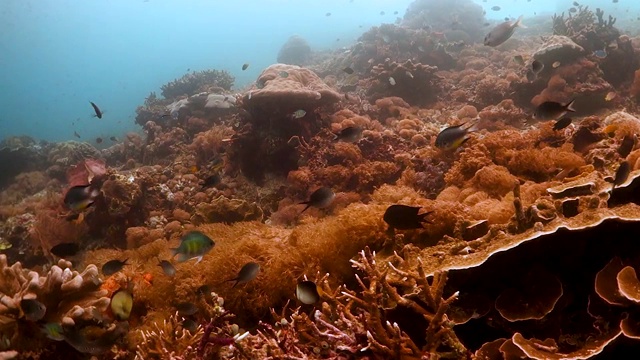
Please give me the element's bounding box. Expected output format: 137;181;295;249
0;0;638;142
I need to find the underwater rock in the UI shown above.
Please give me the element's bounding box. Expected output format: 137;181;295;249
191;196;264;224
0;145;45;191
276;35;312;66
402;0;485;43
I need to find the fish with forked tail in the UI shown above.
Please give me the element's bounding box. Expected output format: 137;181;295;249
484;15;525;47
383;204;432;230
534;99;576;120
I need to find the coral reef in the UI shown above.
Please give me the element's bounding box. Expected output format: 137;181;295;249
5;7;640;359
552;5;619;53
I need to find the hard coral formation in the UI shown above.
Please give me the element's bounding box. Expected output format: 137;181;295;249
0;254;111;354
160;70;235;99
552;5;619;53
276;35;312;66
369;59;441;106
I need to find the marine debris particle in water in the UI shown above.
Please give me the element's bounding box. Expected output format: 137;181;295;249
6;2;640;358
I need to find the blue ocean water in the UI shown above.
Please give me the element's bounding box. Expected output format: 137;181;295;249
0;0;638;142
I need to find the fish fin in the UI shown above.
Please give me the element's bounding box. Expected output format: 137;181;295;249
231;280;239;288
300;203;311;214
418;211;434;224
463;118;481;133
195;256;203;264
514;15;526;29
565;99;576;112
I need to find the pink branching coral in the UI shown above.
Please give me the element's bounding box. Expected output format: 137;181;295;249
245;248;465;359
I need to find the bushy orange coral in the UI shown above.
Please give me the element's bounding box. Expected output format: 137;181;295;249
471;165;518;198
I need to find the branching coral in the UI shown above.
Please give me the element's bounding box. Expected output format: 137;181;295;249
245;248;465;359
161;70;235;99
552;5;619;53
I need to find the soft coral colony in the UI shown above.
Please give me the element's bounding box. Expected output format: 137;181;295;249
3;0;640;359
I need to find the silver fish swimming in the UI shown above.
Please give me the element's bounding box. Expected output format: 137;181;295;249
484;15;524;47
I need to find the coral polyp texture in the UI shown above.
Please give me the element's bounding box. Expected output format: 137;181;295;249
3;0;640;359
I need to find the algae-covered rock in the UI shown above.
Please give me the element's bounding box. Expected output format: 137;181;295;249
191;196;264;224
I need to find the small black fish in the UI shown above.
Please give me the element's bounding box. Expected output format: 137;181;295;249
342;67;354;74
612;161;631;191
64;185;99;212
227;262;260;288
96;137;103;144
300;187;335;213
334;126;363;143
50;243;80;257
74;131;81;139
553;117;572;131
533;99;576;120
242;63;249;71
531;60;544;74
109;136;118;142
158;259;176;277
383;204;432;230
326;12;331;16
90;101;103;119
435;122;476;150
569;7;577;13
201;173;222;189
573;1;579;6
618;135;636;158
296;280;320;304
380;11;385;15
102;259;129;276
21;299;47;322
175;302;199;316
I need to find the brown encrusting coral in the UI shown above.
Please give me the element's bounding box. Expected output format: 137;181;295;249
4;1;640;358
